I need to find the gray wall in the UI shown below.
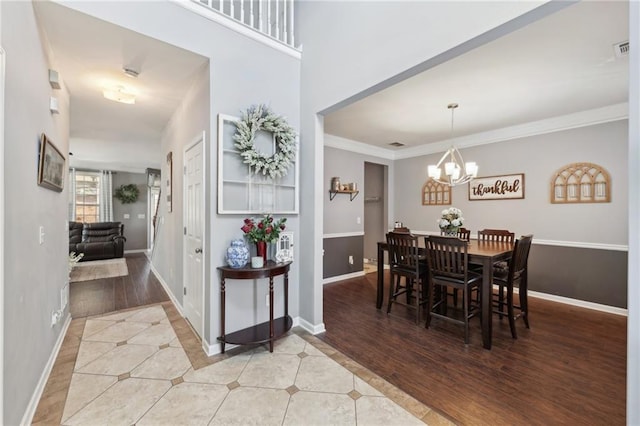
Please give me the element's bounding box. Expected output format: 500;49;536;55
323;236;363;279
113;172;148;251
1;2;71;424
393;120;628;245
528;244;627;308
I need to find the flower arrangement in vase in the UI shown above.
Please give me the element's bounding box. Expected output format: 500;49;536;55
241;214;287;262
438;207;464;236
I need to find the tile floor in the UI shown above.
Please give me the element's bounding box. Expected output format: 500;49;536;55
36;302;453;425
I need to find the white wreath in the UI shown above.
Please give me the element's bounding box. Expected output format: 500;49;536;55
233;104;297;179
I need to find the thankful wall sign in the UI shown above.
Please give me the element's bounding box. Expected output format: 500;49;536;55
468;173;525;201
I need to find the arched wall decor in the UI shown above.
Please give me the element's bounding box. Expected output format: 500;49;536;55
550;162;611;204
422;178;452;206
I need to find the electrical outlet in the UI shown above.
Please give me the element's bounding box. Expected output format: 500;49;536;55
39;226;45;245
265;294;269;307
61;285;68;310
348;255;354;265
356;217;361;224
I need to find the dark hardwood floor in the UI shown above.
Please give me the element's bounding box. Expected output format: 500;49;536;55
69;253;169;318
320;271;626;425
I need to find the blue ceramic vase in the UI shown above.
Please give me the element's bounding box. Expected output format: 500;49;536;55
227;239;249;268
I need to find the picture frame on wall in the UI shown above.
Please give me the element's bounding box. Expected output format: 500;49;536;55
37;133;65;192
166;151;173;212
468;173;525;201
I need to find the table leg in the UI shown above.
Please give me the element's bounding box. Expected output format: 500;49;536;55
269;275;274;352
481;258;493;349
284;271;289;319
376;243;384;309
220;276;226;354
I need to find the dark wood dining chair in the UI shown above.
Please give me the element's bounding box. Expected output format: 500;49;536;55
493;234;533;338
475;229;515;274
457;227;471;241
386;232;428;324
477;229;515;243
424;235;482;344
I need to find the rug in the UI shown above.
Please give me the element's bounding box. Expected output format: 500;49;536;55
69;258;128;283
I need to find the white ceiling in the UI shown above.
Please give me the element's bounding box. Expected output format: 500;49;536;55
33;1;628;164
323;1;629;151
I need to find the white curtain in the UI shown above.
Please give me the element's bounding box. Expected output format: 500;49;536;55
99;170;113;222
68;168;76;220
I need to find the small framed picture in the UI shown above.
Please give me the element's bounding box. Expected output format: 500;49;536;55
37;133;65;192
275;231;294;263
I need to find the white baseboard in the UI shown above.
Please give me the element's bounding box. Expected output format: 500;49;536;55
149;262;184;317
124;249;148;254
20;314;72;426
323;271;365;285
297;316;326;335
527;290;628;316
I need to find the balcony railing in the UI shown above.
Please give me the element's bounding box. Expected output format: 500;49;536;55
194;0;296;48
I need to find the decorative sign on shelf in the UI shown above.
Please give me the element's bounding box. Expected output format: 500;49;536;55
468;173;524;201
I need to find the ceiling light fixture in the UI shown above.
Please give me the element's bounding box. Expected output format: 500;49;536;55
427;103;478;186
103;85;136;104
123;67;139;78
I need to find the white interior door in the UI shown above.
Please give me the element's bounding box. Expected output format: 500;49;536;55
183;132;205;339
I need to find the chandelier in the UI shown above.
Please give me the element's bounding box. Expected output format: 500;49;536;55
427;103;478;186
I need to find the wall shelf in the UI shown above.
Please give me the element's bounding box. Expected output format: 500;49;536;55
329;190;359;201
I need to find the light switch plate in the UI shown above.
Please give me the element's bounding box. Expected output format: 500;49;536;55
124;213;130;219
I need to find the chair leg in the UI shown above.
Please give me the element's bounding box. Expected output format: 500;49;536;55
406;277;413;304
463;285;469;344
520;281;530;329
498;285;505;319
387;275;398;314
425;281;435;328
507;284;517;339
415;281;421;325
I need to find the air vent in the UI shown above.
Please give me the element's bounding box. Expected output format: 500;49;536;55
389;141;405;147
614;41;629;58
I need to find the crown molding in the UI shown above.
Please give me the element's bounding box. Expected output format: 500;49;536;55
324;134;396;160
325;103;628;160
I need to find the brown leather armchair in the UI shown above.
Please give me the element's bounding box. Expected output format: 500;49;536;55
69;221;126;261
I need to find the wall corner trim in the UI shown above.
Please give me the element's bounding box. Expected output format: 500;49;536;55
20;314;72;426
296;316;326;335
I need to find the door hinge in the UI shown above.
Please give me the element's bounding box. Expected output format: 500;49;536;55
183;287;187;296
184;227;187;235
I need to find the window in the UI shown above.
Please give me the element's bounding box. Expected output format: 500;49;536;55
74;172;100;223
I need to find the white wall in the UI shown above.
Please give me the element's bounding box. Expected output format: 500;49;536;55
1;2;71;424
393;120;628;245
627;1;639;423
297;0;556;327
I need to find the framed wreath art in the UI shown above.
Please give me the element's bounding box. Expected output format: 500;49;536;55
217;105;299;215
114;183;139;204
233;104;297;179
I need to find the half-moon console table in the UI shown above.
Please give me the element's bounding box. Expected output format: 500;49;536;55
217;260;292;353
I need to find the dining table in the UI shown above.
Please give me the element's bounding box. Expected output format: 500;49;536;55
376;237;514;349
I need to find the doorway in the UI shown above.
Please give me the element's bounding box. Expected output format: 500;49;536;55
182;132;205;339
363;162;386;273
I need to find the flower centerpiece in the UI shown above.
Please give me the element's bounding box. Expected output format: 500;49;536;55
438;207;464;236
241;214;287;262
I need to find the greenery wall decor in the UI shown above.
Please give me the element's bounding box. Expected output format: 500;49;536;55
114;183;140;204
